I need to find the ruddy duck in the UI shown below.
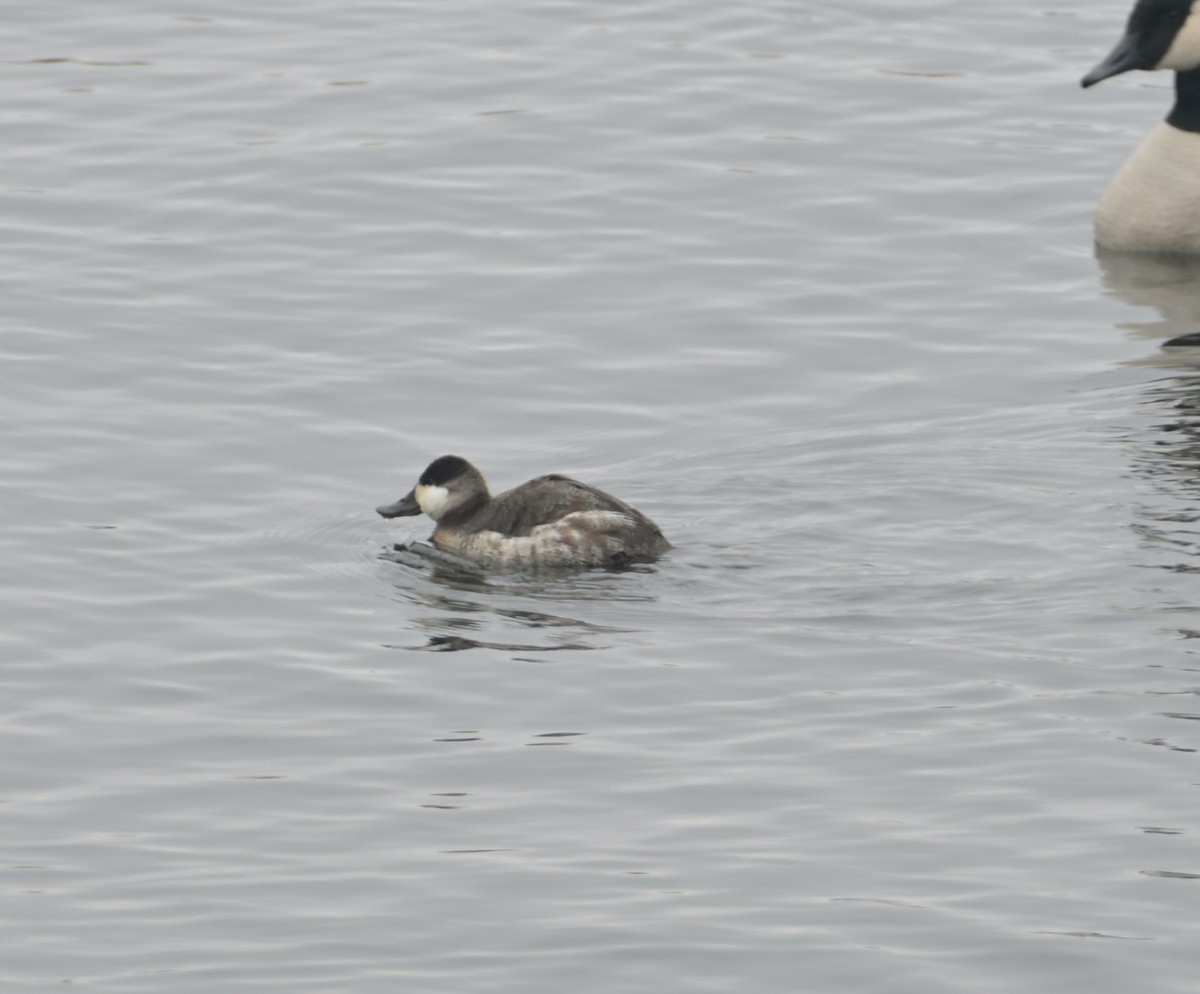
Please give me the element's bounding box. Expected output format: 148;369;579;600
1083;0;1200;252
375;455;671;568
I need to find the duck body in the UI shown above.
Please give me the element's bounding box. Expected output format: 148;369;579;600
1083;0;1200;253
376;455;671;569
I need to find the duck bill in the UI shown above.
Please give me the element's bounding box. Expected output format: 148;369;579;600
376;490;421;518
1081;32;1146;88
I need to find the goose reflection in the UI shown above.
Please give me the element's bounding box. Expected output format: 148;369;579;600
1097;248;1200;575
1097;248;1200;345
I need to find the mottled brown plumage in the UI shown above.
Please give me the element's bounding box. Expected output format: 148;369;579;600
376;457;671;568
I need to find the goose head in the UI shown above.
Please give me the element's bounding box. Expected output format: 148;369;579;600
1083;0;1200;87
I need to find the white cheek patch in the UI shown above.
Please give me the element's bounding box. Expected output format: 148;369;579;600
414;484;450;517
1160;11;1200;70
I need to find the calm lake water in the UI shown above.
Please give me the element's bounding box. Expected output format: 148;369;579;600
3;1;1199;991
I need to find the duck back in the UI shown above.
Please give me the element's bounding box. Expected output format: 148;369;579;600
461;476;645;534
434;475;670;568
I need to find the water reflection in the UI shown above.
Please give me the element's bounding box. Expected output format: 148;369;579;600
1097;248;1200;345
380;542;661;597
396;633;602;653
1097;249;1200;581
376;542;653;654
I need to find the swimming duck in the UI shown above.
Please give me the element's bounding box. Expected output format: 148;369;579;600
1083;0;1200;252
375;455;671;568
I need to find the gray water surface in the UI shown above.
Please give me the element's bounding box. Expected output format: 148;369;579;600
3;1;1199;992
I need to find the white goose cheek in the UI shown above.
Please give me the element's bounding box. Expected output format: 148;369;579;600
1160;12;1200;71
414;484;450;517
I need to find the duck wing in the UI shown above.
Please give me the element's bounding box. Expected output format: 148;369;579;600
468;475;650;537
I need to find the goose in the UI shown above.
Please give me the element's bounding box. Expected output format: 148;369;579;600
1083;0;1200;252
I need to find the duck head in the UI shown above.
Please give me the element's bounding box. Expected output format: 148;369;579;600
376;455;489;522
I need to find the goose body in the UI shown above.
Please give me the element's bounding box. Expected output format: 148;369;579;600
375;455;671;569
1083;0;1200;253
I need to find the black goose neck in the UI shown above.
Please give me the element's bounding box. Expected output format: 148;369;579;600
1168;67;1200;133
